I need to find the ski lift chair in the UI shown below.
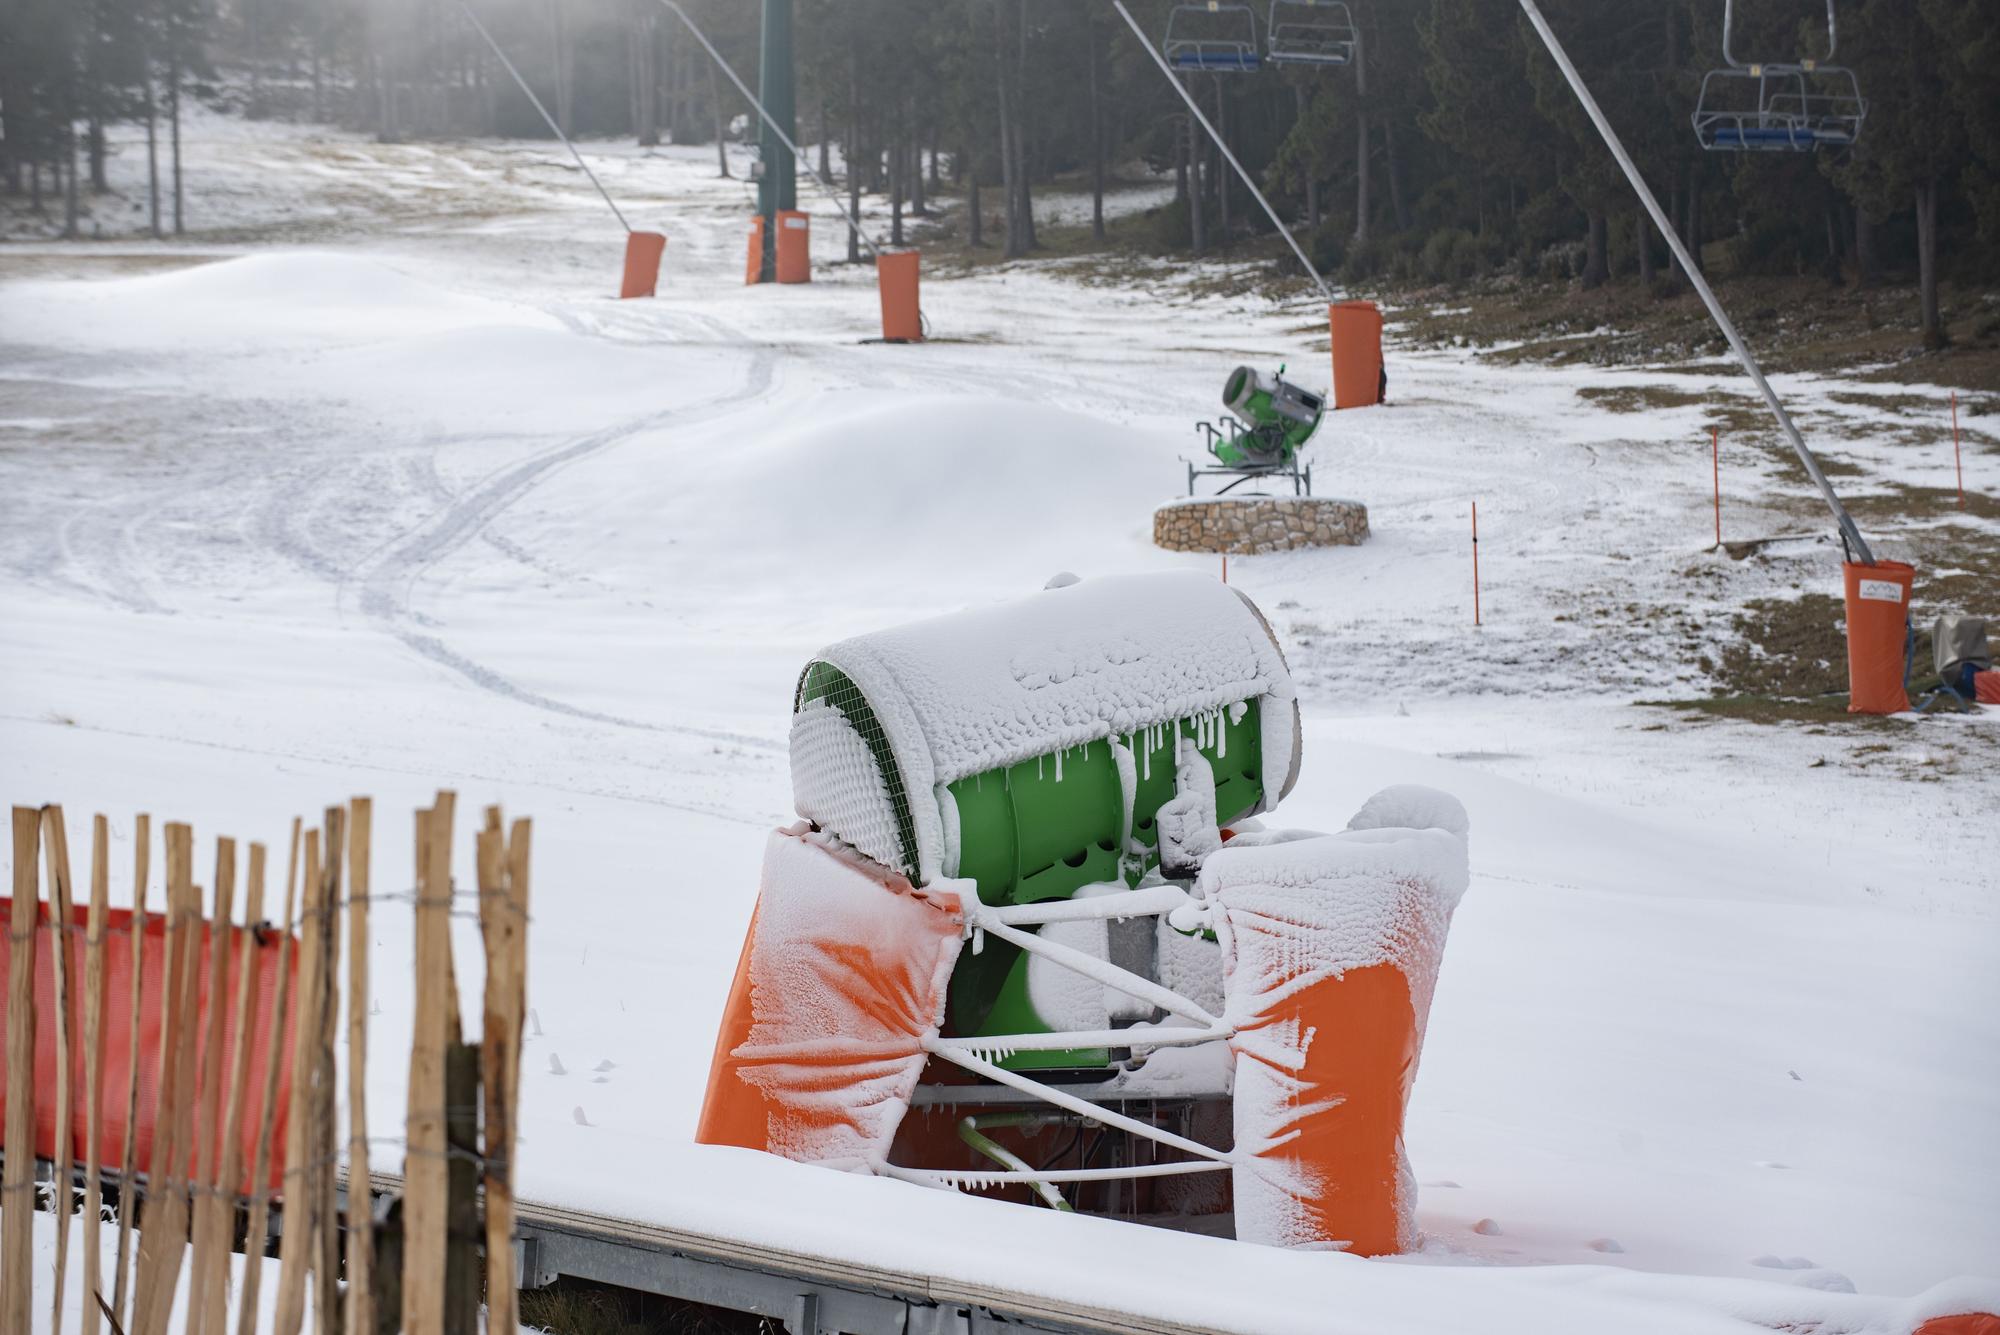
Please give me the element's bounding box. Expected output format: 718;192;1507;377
1164;1;1263;73
1266;0;1356;67
1691;0;1866;151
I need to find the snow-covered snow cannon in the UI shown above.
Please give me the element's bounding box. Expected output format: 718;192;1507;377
696;571;1470;1253
1189;365;1325;497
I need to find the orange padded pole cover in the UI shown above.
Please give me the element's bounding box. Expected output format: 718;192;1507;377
696;829;962;1164
1329;301;1384;409
745;216;765;286
1209;789;1468;1253
775;210;811;285
877;251;923;343
0;901;296;1193
1843;560;1915;714
619;230;666;299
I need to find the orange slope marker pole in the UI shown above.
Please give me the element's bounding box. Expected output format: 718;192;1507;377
1952;391;1964;510
1472;502;1482;628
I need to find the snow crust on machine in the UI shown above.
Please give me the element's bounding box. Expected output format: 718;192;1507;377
809;571;1301;883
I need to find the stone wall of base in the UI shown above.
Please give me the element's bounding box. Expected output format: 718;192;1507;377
1154;497;1370;554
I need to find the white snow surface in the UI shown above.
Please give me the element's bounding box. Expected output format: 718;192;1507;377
2;111;1997;1333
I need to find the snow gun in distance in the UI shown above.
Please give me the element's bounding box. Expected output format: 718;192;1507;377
1189;364;1324;497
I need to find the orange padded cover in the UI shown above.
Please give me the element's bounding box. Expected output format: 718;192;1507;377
1329;301;1384;410
696;829;962;1165
877;252;923;343
1916;1318;2000;1335
1209;795;1466;1254
620;230;666;299
1844;560;1915;714
775;210;811;285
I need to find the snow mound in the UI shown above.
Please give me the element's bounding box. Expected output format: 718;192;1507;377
664;392;1178;575
4;251;555;351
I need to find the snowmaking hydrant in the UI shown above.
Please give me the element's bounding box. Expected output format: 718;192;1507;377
1188;364;1326;497
696;571;1469;1253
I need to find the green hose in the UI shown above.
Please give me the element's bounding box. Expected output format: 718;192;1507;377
957;1114;1074;1213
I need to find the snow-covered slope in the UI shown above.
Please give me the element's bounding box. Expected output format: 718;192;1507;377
1;114;1994;1333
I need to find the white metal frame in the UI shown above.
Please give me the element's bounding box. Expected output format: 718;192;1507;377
898;884;1241;1203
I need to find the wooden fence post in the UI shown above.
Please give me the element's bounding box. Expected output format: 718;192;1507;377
4;808;42;1335
237;819;302;1335
42;806;79;1335
82;816;112;1335
314;809;346;1335
480;812;530;1335
199;841;266;1335
132;823;199;1335
346;799;375;1335
273;829;326;1335
111;814;150;1330
402;794;457;1335
187;842;237;1335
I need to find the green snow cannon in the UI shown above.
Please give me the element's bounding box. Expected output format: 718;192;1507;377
787;571;1302;1075
1189;366;1325;496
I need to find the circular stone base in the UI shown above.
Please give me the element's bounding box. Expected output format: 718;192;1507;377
1153;496;1370;554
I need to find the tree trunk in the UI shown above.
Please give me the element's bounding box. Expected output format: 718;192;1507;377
1915;178;1942;347
928;124;940;189
1088;15;1105;243
1385;117;1410;232
552;0;574;138
1637;208;1655;286
891;106;906;247
1214;80;1230;244
64;120;80;238
995;0;1022;258
146;65;160;237
710;64;730;177
1174;110;1188;206
1854;205;1876;287
635;12;659;147
88;117;106;192
1188;107;1206;255
1581;210;1608;288
968;144;984;247
846;38;862;260
1012;0;1036;253
170;49;184;235
816;89;830;179
1296;85;1319;231
910;103;927;217
1352;30;1369;245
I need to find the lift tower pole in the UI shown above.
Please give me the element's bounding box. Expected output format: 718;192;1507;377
1516;0;1873;564
756;0;797;284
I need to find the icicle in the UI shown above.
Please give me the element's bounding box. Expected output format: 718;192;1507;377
1054;747;1064;783
1218;709;1229;759
1038;754;1045;781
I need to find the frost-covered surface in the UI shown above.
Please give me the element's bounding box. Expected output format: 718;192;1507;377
724;829;961;1164
788;697;904;872
814;570;1299;881
1;110;1996;1333
1208;789;1470;1251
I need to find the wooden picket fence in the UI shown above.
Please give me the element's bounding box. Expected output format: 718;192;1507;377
0;792;529;1335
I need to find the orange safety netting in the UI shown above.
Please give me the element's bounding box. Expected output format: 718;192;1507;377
0;900;297;1193
697;829;963;1165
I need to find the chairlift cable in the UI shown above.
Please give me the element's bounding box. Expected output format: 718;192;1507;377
457;0;632;234
1113;0;1335;304
1517;0;1873;564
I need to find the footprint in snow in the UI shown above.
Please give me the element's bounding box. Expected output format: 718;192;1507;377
547;1053;566;1076
594;1059;616;1072
1588;1238;1624;1254
573;1106;592;1127
1422;1179;1461;1189
1472;1219;1503;1236
529;1008;544;1038
1752;1255;1817;1270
